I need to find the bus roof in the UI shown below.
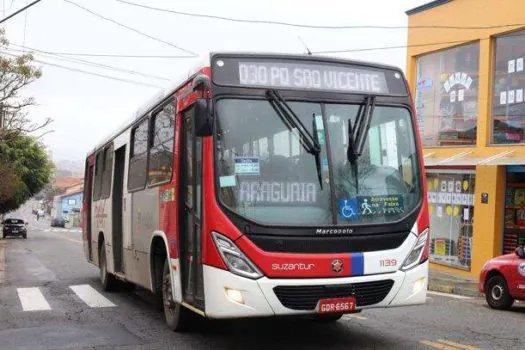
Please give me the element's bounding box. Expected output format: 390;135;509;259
87;52;404;156
88;55;209;155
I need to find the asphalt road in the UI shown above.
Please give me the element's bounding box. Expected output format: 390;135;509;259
1;216;524;349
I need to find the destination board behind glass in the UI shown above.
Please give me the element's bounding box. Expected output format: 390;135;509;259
212;56;408;96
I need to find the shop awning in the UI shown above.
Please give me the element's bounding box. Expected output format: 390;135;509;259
478;151;523;165
424;151;480;166
423;150;524;166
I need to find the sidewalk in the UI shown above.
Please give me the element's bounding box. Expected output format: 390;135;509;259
0;239;5;285
428;269;481;297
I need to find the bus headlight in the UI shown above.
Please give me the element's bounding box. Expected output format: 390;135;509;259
401;229;429;271
212;232;263;279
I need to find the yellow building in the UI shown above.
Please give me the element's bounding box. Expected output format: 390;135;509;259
406;0;525;279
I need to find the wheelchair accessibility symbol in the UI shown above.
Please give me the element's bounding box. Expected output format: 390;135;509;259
339;199;358;219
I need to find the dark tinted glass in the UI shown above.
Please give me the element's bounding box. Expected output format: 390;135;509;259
148;103;175;186
93;152;103;200
101;145;113;198
128;119;149;190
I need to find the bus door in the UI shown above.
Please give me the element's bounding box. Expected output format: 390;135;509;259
179;107;205;310
112;146;126;273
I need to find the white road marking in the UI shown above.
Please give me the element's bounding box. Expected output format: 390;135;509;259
427;291;473;300
70;284;116;308
17;287;52;311
343;314;367;320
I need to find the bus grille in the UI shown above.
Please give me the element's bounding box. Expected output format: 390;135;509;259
273;280;395;311
248;232;408;254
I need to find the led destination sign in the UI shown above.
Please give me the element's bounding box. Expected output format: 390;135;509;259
212;56;408;95
239;62;388;93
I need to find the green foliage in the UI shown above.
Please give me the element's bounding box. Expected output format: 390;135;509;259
0;29;51;214
0;132;52;214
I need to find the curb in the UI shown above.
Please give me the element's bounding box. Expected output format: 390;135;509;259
428;283;455;294
428;281;482;298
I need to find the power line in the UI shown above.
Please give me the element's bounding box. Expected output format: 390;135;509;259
33;59;163;88
7;46;169;81
311;39;475;54
116;0;525;31
0;50;163;88
28;52;194;59
0;0;41;25
7;44;171;81
63;0;198;57
8;47;194;59
314;32;525;54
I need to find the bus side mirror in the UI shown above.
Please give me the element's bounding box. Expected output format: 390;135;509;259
194;98;213;137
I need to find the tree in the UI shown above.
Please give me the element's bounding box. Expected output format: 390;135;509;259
0;30;52;214
0;162;23;206
0;28;50;137
0;131;53;214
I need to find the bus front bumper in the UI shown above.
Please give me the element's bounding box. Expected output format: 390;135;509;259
202;261;428;319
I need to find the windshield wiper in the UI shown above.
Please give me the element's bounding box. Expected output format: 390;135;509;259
347;95;376;191
266;90;323;189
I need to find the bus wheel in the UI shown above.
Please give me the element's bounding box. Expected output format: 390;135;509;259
313;314;343;322
99;244;115;291
162;259;190;331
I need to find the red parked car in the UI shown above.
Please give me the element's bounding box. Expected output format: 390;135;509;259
479;246;525;309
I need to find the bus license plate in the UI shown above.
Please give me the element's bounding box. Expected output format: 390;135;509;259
316;297;356;314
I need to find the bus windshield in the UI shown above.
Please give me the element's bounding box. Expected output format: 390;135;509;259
215;98;421;226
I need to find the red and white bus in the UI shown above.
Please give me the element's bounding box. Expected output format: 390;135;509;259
82;52;429;330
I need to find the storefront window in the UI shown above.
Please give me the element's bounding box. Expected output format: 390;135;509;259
415;43;480;146
492;30;525;144
503;168;525;254
426;170;475;269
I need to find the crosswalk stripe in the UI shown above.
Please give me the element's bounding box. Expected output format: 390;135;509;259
17;287;52;311
70;284;116;308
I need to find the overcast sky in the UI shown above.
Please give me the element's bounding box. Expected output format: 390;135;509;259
3;0;428;162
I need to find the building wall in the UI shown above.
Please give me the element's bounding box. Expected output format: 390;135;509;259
61;192;83;214
406;0;525;278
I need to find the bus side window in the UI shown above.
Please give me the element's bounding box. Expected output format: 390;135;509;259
100;144;113;199
273;131;290;157
259;137;268;160
93;151;103;201
148;102;175;186
368;126;382;167
368;121;399;169
128;119;149;191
